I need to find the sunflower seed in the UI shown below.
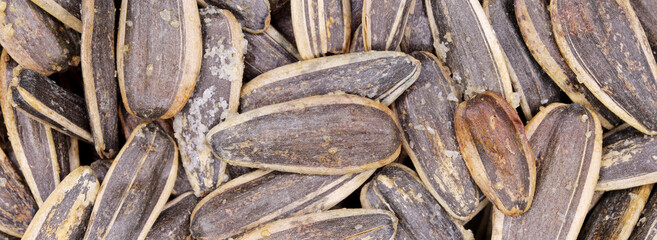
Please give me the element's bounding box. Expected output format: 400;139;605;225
291;0;350;59
81;0;119;159
349;24;365;53
0;147;36;238
30;0;82;32
84;123;178;240
597;125;657;191
89;159;111;183
240;51;420;111
209;95;402;175
204;0;271;33
362;0;413;51
399;0;433;53
22;166;99;240
455;91;536;217
579;185;652;240
243;27;300;81
551;0;657;135
590;191;605;211
117;0;202;120
630;0;656;54
393;51;483;222
361;163;474;240
630;185;657;240
350;0;363;35
145;192;199;240
270;4;295;45
491;103;602;240
236;209;397;240
190;169;374;239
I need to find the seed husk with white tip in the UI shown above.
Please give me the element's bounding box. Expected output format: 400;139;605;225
30;0;82;32
362;0;414;51
291;0;350;59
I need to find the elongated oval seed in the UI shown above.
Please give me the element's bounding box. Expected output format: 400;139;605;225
243;27;300;81
393;51;483;222
514;0;621;129
209;94;402;175
362;0;413;51
236;209;397;240
173;7;244;197
145;192;199;240
551;0;657;135
399;0;433;53
425;0;513;101
0;147;36;238
455;91;536;217
81;0;119;159
204;0;271;33
491;103;602;240
83;123;178;240
117;0;202;120
22;166;99;240
630;185;657;240
630;0;656;52
597;125;657;191
579;185;652;240
291;0;350;59
241;51;420;111
0;0;80;75
361;163;473;240
30;0;82;32
10;68;93;142
190;170;374;239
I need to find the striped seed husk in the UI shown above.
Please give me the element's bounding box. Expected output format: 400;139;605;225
551;0;657;135
30;0;82;32
173;6;244;197
81;0;120;159
0;146;36;238
83;123;178;240
514;0;622;129
190;169;374;239
0;51;79;206
270;3;295;45
629;185;657;240
204;0;271;33
145;192;199;240
349;24;365;53
491;103;602;240
579;185;652;240
350;0;362;36
362;0;414;51
22;166;99;240
117;0;202;120
424;0;513;101
454;91;536;217
399;0;433;53
291;0;350;59
235;209;397;240
0;0;80;75
590;191;605;211
393;51;484;222
208;94;402;175
360;163;474;240
240;51;420;111
243;27;300;81
630;0;656;55
118;106;175;139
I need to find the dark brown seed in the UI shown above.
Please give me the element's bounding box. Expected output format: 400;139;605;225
0;51;79;206
590;191;605;211
514;0;622;129
118;105;174;139
491;103;602;240
243;27;300;81
226;164;253;179
362;0;413;51
270;3;295;45
81;0;120;159
483;0;562;119
240;51;420;111
236;209;397;240
291;0;350;59
171;163;193;197
350;0;363;36
204;0;271;33
89;159;112;183
269;0;289;12
10;68;93;142
551;0;657;135
349;24;365;53
22;166;99;240
630;0;656;55
630;185;657;240
117;0;202;120
360;163;473;239
425;0;513;100
30;0;82;32
597;125;657;190
0;0;80;75
0;147;37;238
209;95;402;175
393;51;483;222
399;0;433;53
173;6;244;197
579;185;652;240
190;170;374;239
145;192;199;240
84;123;178;240
454;91;536;217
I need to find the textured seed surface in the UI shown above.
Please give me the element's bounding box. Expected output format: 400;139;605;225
89;160;111;183
84;123;178;240
145;192;199;240
236;209;397;240
598;125;657;191
243;27;299;81
271;5;295;45
630;185;657;240
579;185;651;240
291;0;350;59
394;51;483;221
209;95;402;175
455;91;536;217
241;51;420;111
491;103;602;240
399;0;433;53
204;0;271;33
630;0;656;55
117;0;202;120
362;0;413;51
349;24;365;53
30;0;83;32
551;0;657;135
0;147;36;238
190;170;374;239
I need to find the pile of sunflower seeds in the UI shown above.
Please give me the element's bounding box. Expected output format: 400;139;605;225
0;0;655;239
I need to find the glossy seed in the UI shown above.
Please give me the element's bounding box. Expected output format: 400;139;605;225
291;0;350;59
